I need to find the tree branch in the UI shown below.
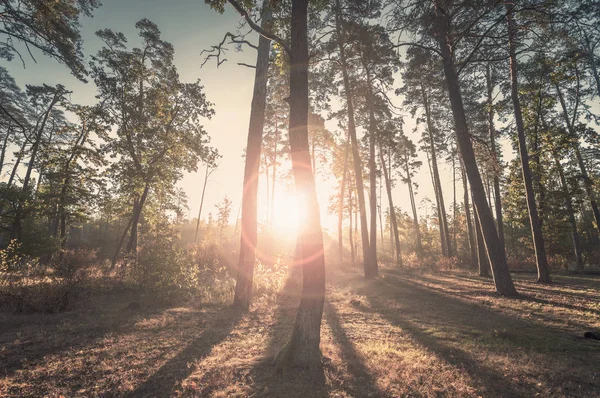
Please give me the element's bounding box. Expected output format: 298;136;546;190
226;0;290;55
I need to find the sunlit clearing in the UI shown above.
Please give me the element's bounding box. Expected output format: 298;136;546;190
271;190;309;237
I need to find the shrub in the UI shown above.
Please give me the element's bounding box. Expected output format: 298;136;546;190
0;241;85;313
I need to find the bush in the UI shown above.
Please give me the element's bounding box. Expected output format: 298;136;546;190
132;231;235;303
0;241;85;313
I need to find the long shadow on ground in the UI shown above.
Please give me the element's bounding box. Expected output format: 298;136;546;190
124;306;242;397
0;290;159;379
349;271;600;397
324;299;387;397
245;266;328;398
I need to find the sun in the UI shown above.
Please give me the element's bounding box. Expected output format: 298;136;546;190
271;190;308;237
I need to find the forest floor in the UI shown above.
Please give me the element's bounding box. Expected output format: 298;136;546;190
2;266;600;397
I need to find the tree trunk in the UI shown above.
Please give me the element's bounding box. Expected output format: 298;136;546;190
0;121;11;176
555;82;600;236
553;151;584;270
506;5;551;283
125;182;150;257
338;132;350;265
461;160;477;268
427;149;447;256
486;64;505;247
422;87;451;256
435;0;517;296
270;119;279;231
365;68;378;278
406;169;423;257
349;182;355;266
473;193;490;277
232;0;272;310
12;94;60;239
274;0;325;370
334;0;371;275
111;215;133;268
195;163;211;243
379;141;402;265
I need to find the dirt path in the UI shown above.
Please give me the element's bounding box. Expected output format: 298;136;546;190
1;268;600;397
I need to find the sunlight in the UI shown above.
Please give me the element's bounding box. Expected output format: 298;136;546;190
271;190;308;236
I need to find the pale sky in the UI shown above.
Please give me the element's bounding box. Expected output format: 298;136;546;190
3;0;487;235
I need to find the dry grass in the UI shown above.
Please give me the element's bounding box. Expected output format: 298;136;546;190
1;266;600;397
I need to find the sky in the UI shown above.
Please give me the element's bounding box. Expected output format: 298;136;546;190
3;0;472;236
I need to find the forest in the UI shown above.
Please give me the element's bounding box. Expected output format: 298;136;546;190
1;0;600;396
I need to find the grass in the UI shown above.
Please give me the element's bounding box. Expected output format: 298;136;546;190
1;266;600;397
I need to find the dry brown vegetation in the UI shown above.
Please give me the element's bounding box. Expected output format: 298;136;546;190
1;266;600;397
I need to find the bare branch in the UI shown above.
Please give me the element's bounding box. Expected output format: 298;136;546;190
226;0;290;55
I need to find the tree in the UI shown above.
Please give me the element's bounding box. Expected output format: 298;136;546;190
395;132;423;257
207;0;326;369
388;0;517;295
92;20;214;265
215;195;232;245
0;0;100;80
195;149;220;243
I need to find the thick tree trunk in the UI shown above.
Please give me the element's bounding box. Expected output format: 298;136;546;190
233;1;272;310
334;0;371;274
275;0;325;370
125;182;150;257
461;160;477;268
486;65;505;247
111;215;133;268
435;1;517;296
422;88;451;256
555;82;600;236
506;5;551;283
473;193;490;277
338;133;350;265
379;142;402;265
553;152;584;270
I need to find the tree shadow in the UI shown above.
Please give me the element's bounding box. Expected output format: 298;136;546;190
245;266;328;398
125;306;242;397
351;272;597;397
324;299;387;397
403;273;600;329
0;290;162;378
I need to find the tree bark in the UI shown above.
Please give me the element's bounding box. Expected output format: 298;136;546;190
553;151;584;270
506;5;551;283
435;0;517;296
194;163;211;243
485;64;505;247
348;181;355;266
233;0;272;310
334;0;371;275
555;82;600;236
275;0;325;370
473;193;490;277
365;66;378;278
111;215;133;268
0;121;11;176
461;160;477;268
379;141;402;265
338;132;350;265
125;182;150;257
422;87;451;256
406;166;423;257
